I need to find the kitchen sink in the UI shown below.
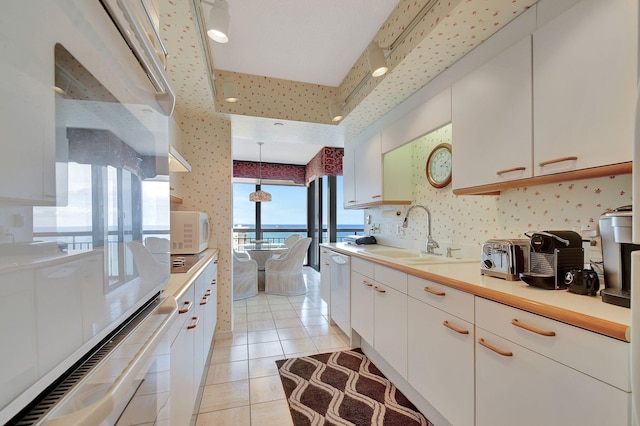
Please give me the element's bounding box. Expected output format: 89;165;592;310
360;248;476;265
361;249;423;258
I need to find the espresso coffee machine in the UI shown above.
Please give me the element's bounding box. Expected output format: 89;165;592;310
599;207;639;308
520;230;584;290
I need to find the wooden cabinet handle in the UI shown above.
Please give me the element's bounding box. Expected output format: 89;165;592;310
362;280;374;287
211;279;217;285
443;320;469;335
371;195;382;199
323;262;330;266
347;200;356;203
178;300;193;314
200;295;208;305
214;259;219;264
478;338;513;357
496;166;526;176
374;286;386;293
511;319;556;336
538;156;578;167
423;286;445;296
187;316;199;329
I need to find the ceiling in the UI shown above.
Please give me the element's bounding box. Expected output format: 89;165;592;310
202;0;399;165
165;0;538;165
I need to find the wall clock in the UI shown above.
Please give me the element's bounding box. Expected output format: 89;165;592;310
426;143;452;188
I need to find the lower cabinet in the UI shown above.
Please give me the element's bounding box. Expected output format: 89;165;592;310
475;329;629;426
169;255;218;425
350;270;374;344
320;248;331;309
169;284;196;425
475;296;630;426
373;282;407;379
407;298;474;426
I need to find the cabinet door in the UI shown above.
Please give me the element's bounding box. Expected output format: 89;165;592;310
373;283;407;378
355;133;383;205
452;36;533;189
170;317;195;425
475;329;629;426
342;143;357;208
533;0;637;175
320;249;331;307
350;271;374;344
407;298;474;426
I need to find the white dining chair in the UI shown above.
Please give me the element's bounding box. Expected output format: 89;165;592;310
233;250;258;300
283;234;301;248
264;237;311;296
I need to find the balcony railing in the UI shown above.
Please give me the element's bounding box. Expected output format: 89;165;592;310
232;227;363;251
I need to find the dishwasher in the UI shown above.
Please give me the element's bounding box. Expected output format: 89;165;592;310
329;252;351;335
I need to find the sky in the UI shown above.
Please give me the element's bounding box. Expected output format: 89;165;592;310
233;177;363;226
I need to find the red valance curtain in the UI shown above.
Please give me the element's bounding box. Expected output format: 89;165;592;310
233;147;344;186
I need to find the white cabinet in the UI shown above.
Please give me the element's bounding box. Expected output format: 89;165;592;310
343;132;412;208
533;0;637;176
350;270;374;344
350;259;408;378
0;9;57;205
373;282;407;379
475;297;630;426
407;277;474;426
169;255;218;425
169;285;196;425
452;35;533;189
320;248;332;309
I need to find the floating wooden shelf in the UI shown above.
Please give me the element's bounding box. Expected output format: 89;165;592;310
453;162;632;196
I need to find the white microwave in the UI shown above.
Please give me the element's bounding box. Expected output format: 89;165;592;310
171;211;210;254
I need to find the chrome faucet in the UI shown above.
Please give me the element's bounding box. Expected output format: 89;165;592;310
402;205;440;254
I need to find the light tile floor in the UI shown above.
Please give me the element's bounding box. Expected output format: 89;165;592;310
194;267;350;426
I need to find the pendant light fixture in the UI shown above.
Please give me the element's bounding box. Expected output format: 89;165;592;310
249;142;272;202
205;0;230;44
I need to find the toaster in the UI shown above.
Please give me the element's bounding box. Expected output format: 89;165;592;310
481;239;530;281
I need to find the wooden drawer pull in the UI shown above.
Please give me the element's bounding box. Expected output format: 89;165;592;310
371;194;382;199
496;166;526;176
178;300;193;314
478;338;512;357
538;156;578;167
511;319;556;336
443;320;469;335
423;286;445;296
374;286;386;293
187;316;199;330
363;281;374;287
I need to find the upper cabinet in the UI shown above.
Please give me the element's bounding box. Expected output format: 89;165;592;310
343;132;412;209
452;0;636;194
452;36;533;190
533;0;637;176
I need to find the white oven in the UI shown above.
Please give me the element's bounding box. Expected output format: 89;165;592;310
0;0;176;424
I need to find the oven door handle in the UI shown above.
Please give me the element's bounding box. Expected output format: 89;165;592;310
43;298;178;426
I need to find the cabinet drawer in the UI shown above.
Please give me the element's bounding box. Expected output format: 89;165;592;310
374;264;407;294
475;297;630;391
168;285;196;345
351;256;374;278
407;275;474;323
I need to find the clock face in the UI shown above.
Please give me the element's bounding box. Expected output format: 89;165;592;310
426;143;452;188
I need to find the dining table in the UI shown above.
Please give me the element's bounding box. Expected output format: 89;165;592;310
242;241;288;291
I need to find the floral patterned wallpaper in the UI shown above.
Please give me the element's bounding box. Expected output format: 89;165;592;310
306;147;344;183
365;123;633;261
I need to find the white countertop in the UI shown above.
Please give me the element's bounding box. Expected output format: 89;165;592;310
322;243;631;341
163;249;219;301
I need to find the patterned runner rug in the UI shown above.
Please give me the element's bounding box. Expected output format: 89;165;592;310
276;348;433;426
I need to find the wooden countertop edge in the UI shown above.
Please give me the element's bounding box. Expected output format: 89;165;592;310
325;245;629;342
